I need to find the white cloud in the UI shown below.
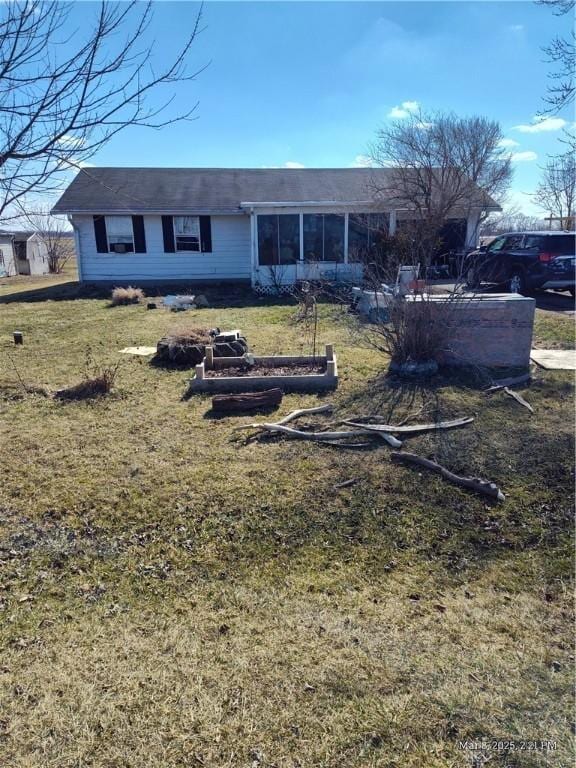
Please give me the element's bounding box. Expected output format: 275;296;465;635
509;24;524;32
56;134;86;149
388;100;420;119
498;138;520;148
513;117;567;133
350;154;373;168
261;161;306;169
511;150;538;162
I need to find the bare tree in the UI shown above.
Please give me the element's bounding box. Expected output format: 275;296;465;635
480;203;545;236
17;204;73;273
0;1;205;222
533;153;576;227
369;111;512;269
537;0;575;113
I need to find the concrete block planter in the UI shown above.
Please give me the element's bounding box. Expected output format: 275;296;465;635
188;344;338;394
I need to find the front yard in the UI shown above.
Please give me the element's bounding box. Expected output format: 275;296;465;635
0;276;574;767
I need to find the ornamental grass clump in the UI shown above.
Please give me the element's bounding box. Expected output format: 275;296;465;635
110;286;145;306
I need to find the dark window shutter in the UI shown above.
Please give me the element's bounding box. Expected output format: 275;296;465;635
93;215;108;253
162;216;175;252
200;216;212;253
132;216;146;253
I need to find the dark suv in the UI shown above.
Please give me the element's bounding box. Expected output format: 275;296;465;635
466;231;576;296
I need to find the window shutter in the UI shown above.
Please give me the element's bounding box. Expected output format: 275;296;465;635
162;216;175;252
93;216;108;253
200;216;212;253
132;216;146;253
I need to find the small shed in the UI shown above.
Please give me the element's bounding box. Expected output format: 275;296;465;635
0;230;50;276
24;232;50;275
0;231;17;277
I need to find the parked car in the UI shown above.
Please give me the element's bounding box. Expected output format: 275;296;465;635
465;231;576;296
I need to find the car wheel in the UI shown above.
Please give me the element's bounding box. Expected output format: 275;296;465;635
508;270;527;295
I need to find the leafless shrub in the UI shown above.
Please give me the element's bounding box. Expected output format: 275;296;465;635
110;286;145;306
54;350;120;401
369;293;462;366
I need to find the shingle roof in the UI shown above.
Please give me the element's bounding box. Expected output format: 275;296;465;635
51;167;499;214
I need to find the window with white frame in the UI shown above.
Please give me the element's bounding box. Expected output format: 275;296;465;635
174;216;200;251
347;213;388;262
106;216;134;253
257;214;300;265
303;214;345;262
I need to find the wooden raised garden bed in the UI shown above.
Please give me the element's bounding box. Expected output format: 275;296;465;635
187;344;338;394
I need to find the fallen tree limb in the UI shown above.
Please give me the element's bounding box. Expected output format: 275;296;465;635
275;403;334;425
391;452;505;502
343;416;474;435
211;388;283;413
489;372;531;389
333;478;360;489
485;374;531;393
236;422;402;447
503;387;534;414
234;403;333;431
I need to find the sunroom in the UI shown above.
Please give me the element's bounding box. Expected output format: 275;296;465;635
245;204;393;291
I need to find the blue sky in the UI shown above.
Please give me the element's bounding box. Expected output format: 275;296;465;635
70;1;574;214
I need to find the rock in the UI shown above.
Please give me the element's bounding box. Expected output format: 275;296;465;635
194;294;209;308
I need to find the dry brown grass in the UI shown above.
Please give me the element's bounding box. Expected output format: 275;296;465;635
1;573;572;767
155;326;213;366
0;274;573;767
110;285;145;306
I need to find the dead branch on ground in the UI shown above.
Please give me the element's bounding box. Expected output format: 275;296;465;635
391;452;505;502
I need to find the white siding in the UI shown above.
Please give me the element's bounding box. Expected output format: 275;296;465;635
26;234;50;275
73;214;251;281
0;239;16;277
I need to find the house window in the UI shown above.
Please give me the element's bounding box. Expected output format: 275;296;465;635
257;215;299;265
105;216;134;253
348;213;388;262
303;214;344;262
174;216;200;251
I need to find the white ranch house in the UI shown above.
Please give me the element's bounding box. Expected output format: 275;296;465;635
52;167;498;289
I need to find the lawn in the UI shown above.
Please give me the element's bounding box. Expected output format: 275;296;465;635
0;275;573;768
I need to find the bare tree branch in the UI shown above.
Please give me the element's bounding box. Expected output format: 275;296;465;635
0;1;207;221
537;0;575;113
533;151;576;225
369;111;512;267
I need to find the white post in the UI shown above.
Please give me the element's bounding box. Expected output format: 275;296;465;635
389;210;397;235
465;211;480;248
250;209;257;288
205;346;214;367
325;343;334;361
195;363;204;380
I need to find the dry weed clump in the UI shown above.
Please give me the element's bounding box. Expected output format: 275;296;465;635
155;327;213;366
110;286;145;306
54;351;120;401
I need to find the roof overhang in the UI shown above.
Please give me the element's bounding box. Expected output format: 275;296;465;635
52;207;247;216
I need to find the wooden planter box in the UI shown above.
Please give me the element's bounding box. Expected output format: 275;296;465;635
188;344;338;394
